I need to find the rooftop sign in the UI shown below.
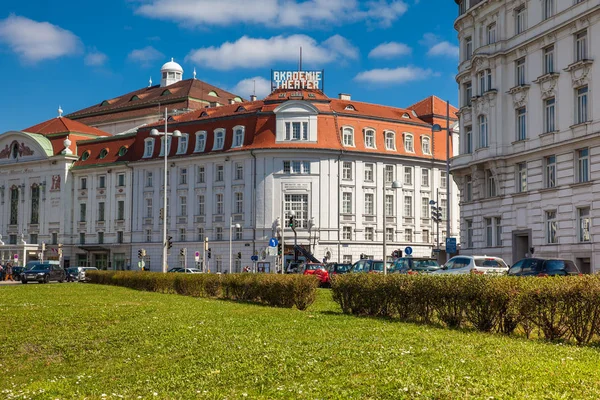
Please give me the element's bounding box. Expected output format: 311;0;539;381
271;70;324;91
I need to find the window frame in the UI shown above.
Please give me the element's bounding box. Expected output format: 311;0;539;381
403;133;414;152
232;126;245;148
194;131;207;153
385;130;396;150
213;128;225;151
342;126;355;147
364;128;376;149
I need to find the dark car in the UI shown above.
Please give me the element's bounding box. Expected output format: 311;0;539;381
324;263;352;285
508;258;581;277
21;263;66;283
391;257;441;274
66;267;79;282
351;259;393;274
12;266;25;281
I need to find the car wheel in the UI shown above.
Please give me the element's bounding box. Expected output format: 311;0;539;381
44;275;49;284
21;279;27;284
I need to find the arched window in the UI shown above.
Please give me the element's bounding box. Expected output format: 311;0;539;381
422;136;431;155
232;126;245;148
213;128;225;150
81;151;90;161
31;184;39;224
118;146;128;157
177;134;189;155
478;115;488;148
208;91;219;97
143;138;155;158
364;128;376;148
385;131;396;150
159;136;172;157
345;105;356;111
130;95;140;102
99;149;108;159
404;133;414;152
10;186;18;225
161;89;171;96
342;127;354;147
194;131;207;153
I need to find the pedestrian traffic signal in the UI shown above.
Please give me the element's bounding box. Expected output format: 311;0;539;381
138;249;143;259
180;248;186;256
431;205;442;223
167;236;173;249
288;216;295;228
159;207;164;220
207;248;212;259
237;251;242;259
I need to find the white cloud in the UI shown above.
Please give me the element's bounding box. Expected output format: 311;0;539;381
0;14;82;63
354;66;435;84
427;41;459;58
127;46;164;66
186;34;358;71
85;49;108;66
368;42;411;59
135;0;408;28
231;77;272;99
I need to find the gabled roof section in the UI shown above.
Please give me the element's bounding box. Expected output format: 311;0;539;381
23;117;112;137
408;96;459;120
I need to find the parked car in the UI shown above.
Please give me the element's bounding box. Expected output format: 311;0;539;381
21;263;66;283
391;257;441;274
323;263;352;286
12;266;25;281
285;262;303;274
350;259;394;274
167;267;203;273
66;267;79;282
508;258;580;277
433;256;509;275
302;263;329;286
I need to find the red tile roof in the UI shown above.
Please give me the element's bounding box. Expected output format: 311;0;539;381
408;95;458;120
74;135;136;167
23;117;111;137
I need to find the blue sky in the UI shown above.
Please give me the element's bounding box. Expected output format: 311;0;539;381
0;0;460;132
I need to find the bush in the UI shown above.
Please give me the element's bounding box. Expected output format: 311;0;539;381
87;271;317;310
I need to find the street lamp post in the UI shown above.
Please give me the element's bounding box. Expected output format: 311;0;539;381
150;108;181;273
229;216;241;274
432;119;452;261
383;180;402;275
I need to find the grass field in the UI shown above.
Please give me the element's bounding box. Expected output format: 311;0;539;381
1;284;600;399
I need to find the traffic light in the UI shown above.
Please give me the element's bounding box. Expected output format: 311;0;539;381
392;250;399;258
138;249;143;259
167;236;173;249
207;248;212;259
277;243;282;256
180;248;186;257
431;204;442;223
237;251;242;259
288;215;295;228
159;208;164;220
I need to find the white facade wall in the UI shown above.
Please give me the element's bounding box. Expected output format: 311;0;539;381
453;0;599;270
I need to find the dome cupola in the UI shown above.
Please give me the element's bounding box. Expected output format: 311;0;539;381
160;58;183;87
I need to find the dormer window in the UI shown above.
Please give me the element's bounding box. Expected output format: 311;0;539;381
99;149;108;159
176;133;189;155
285;122;308;141
345;104;356;111
100;100;109;106
200;111;209;117
118;146;128;156
422;136;431;155
274;100;318;142
402;113;410;119
81;151;90;161
385;131;396;150
161;89;171;96
159;136;172;157
208;91;218;97
236;106;246;112
213;128;225;150
143;138;154;158
194;131;207;153
232;126;245;148
130;95;140;102
404;133;414;152
364;128;376;148
342;127;354;147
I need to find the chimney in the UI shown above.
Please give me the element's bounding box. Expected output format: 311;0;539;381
250;95;257;101
229;99;235;105
339;93;351;101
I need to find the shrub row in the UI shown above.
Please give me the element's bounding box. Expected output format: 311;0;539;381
87;271;319;310
332;274;600;344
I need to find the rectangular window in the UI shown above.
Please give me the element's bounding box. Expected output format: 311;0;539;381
487;23;496;44
145;198;153;218
235;163;244;180
364;129;375;148
216;193;224;214
235;192;244;214
404;228;412;242
98;232;104;245
485;218;493;247
215;227;223;241
284;194;309;228
81;177;87;190
179;168;187;185
342;192;352;214
576;86;588;124
486;169;496;197
80;203;86;222
293;122;302;140
145;171;153;187
197;228;204;242
364;193;374;215
364;227;374;241
543;0;554;20
466;219;473;247
343;162;352;180
515;6;526;34
546;210;557;244
29;234;37;245
117;173;125;187
422;198;430;218
385;195;393;216
216;165;224;182
544;97;555;133
479;115;488;148
545;156;556;188
575;30;588;62
197;166;205;184
543;45;554;74
98;202;105;221
516;58;526;86
516;162;527;193
495;217;502;246
516;106;527;140
179;228;186;242
343;255;353;264
578;207;591;242
198;195;205;215
464;82;472;106
404;196;413;217
364;163;374;182
464;36;472;60
180;196;187;217
441;199;447;220
385;131;395;150
465;175;472;201
283;161;290;174
146;229;152;242
117;201;125;220
577;148;589;183
421;169;430;187
404;167;412;185
79;232;85;244
116;231;123;244
385;165;394;183
52;232;58;245
342;226;352;240
422;230;429;243
386;227;394;241
465;126;472;154
441;172;447;189
98;176;106;189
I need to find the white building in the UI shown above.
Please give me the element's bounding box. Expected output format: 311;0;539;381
452;0;599;271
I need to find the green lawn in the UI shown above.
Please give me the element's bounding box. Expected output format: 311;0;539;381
1;284;600;399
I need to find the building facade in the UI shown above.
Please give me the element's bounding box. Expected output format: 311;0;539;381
452;0;599;271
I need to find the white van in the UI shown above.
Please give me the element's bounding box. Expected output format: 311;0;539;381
433;256;509;275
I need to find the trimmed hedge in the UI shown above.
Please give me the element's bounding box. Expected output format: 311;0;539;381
87;271;319;310
332;274;600;344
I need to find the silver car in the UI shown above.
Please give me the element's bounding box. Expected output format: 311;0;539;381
433;256;509;275
77;267;98;282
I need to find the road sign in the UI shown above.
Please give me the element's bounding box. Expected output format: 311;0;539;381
138;261;145;269
194;251;200;262
404;247;413;256
13;254;18;261
251;255;259;261
269;237;279;247
446;237;457;254
267;246;277;256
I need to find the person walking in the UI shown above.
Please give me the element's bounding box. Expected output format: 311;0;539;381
5;263;13;281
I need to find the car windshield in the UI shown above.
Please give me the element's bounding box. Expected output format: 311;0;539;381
305;265;324;271
414;260;439;268
67;268;78;273
30;265;48;271
474;259;508;268
335;264;351;272
371;262;392;271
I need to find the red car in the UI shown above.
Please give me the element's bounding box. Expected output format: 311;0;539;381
302;263;329;286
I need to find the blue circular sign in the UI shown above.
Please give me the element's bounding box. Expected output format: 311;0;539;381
269;237;279;247
405;246;413;256
251;255;259;261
